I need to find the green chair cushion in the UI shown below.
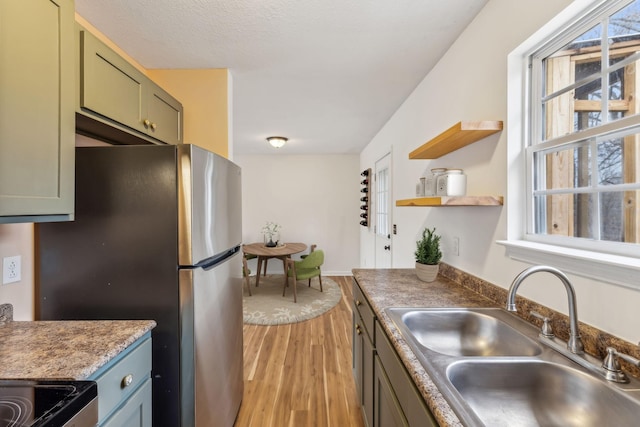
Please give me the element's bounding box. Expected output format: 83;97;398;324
288;250;324;279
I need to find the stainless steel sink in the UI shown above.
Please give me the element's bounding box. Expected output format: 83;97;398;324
447;360;640;427
398;309;542;357
385;307;640;426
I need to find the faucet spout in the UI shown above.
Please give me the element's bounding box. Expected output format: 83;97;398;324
506;265;584;354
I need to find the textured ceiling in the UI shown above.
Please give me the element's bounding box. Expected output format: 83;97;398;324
75;0;488;154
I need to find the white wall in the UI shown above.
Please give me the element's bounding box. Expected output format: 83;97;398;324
0;224;34;320
360;0;640;343
236;154;360;275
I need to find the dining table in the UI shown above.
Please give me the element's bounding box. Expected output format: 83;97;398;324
242;242;307;288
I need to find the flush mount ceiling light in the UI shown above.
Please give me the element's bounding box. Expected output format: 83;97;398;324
266;136;288;148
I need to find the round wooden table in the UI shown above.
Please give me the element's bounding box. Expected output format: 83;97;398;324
242;242;307;287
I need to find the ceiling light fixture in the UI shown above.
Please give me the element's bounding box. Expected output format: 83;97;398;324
266;136;288;148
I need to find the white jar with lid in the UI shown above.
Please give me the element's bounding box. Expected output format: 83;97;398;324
424;168;447;196
436;169;466;196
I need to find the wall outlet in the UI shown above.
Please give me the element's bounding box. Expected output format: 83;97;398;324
452;237;460;256
2;256;21;285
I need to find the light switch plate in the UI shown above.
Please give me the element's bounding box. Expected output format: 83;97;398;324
2;256;21;284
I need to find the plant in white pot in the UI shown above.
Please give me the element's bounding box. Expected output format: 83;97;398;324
414;227;442;282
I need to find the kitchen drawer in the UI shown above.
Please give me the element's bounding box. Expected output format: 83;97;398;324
353;278;375;343
375;322;437;427
101;377;152;427
93;337;152;423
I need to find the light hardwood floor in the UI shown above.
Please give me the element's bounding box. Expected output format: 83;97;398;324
234;276;365;427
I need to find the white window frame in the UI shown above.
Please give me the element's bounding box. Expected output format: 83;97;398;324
499;0;640;289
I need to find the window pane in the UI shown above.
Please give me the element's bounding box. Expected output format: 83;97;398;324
534;145;591;190
609;0;640;68
376;167;389;237
601;191;625;241
533;193;594;238
544;24;601;98
597;137;623;185
573;77;603;131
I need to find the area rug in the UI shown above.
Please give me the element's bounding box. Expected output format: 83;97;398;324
243;275;342;325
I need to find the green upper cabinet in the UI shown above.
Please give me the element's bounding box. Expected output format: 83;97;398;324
77;27;183;146
0;0;75;223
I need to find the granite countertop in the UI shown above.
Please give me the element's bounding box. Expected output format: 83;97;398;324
352;268;497;427
0;320;156;380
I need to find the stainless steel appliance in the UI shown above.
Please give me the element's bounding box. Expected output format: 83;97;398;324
35;145;243;427
0;380;97;427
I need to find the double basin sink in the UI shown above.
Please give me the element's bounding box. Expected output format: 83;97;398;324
386;307;640;426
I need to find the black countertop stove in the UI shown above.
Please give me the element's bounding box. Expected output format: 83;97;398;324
0;380;97;427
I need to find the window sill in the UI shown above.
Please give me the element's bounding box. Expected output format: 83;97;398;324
496;240;640;290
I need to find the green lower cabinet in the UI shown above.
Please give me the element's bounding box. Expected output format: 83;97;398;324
102;379;152;427
375;322;438;427
90;335;153;427
352;278;438;427
374;355;408;427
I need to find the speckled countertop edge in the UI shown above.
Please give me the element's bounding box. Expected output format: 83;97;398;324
352;268;497;427
0;320;156;380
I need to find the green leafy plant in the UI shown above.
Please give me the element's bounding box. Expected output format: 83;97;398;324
415;227;442;265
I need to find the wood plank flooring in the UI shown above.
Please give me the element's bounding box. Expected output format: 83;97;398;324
234;276;365;427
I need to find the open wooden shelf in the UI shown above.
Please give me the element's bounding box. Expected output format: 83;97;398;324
409;121;503;159
396;196;504;207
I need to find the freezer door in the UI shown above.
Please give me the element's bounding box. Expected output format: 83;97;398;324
178;145;242;266
179;252;243;427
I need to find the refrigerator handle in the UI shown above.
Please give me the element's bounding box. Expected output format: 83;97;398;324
192;245;241;270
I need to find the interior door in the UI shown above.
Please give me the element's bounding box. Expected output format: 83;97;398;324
375;153;392;268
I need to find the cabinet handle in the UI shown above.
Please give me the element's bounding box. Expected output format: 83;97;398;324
355;299;362;306
143;119;151;128
121;374;134;388
355;324;362;335
150;122;157;130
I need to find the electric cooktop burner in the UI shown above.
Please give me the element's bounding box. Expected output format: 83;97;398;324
0;380;97;427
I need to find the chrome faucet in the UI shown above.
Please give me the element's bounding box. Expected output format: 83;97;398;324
506;265;584;354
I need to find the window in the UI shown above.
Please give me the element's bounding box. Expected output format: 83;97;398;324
376;165;389;238
528;0;640;257
503;0;640;287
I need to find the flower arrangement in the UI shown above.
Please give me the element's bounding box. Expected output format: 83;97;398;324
261;221;282;247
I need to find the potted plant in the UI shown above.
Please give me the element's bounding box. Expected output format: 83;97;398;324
414;227;442;282
261;221;281;247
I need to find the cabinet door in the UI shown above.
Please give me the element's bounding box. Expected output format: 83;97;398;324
353;312;373;427
375;322;438;427
77;27;183;146
362;329;374;427
79;28;147;136
352;312;363;401
146;82;182;145
0;0;74;220
374;355;408;427
101;378;152;427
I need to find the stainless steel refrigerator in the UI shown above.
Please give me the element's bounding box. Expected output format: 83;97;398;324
35;144;243;427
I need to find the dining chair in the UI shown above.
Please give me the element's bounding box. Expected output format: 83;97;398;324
284;249;324;303
300;244;317;259
242;252;252;296
244;252;268;283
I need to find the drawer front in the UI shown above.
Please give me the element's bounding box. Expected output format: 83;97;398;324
94;338;152;423
375;322;438;427
101;377;152;427
352;278;375;343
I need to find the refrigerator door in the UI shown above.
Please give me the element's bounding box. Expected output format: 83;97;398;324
179;252;243;427
178;145;242;266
